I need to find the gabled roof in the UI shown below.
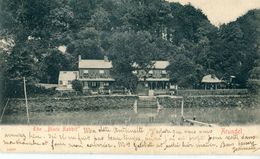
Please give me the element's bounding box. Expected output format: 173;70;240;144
79;60;112;69
58;71;79;81
153;61;170;69
78;55;169;69
132;61;170;69
201;74;223;83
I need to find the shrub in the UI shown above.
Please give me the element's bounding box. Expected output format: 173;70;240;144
72;80;83;93
247;79;260;94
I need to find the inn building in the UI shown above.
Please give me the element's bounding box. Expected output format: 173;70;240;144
133;61;170;90
78;55;115;90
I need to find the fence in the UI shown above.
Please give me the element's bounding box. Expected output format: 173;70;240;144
154;89;170;96
177;89;248;96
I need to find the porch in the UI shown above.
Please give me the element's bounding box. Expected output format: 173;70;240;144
139;78;171;90
79;78;115;92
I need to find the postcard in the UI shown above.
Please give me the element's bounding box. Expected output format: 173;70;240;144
0;0;260;155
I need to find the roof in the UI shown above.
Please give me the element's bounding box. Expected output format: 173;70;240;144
79;60;112;69
201;74;223;83
58;71;79;81
36;83;58;89
153;61;170;69
78;57;169;69
139;78;170;81
79;78;115;81
132;61;170;69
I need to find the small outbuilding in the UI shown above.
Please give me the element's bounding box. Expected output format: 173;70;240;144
57;71;79;90
201;74;224;90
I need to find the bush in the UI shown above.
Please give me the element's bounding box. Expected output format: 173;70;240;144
72;80;83;93
247;79;260;94
27;85;57;97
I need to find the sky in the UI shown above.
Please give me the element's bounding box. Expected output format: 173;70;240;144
168;0;260;26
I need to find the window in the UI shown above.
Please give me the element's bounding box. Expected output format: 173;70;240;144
161;70;167;78
99;70;104;74
63;71;67;74
91;82;97;86
162;70;167;74
83;70;89;78
104;82;109;86
59;81;63;85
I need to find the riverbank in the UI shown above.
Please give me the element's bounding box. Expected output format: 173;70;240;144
1;94;259;125
3;94;254;114
4;95;137;114
158;95;252;108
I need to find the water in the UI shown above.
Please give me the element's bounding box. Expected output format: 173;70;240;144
1;108;177;125
1;106;260;125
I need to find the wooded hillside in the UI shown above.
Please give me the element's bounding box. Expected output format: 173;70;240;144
0;0;259;95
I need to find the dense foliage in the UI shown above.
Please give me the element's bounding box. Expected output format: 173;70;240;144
72;79;83;93
0;0;259;96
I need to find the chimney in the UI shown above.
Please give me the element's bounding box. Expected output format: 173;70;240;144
78;55;81;61
104;55;109;62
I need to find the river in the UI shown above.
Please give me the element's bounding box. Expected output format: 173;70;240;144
1;106;259;125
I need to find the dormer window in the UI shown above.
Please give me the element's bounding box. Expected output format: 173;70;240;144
99;70;104;74
148;70;153;74
83;70;89;74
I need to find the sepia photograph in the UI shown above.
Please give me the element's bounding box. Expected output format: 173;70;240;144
0;0;259;126
0;0;260;155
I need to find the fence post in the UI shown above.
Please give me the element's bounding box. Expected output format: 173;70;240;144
23;77;30;124
181;97;184;117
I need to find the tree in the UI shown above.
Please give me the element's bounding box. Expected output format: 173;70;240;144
0;47;6;106
49;3;74;33
66;27;103;61
0;0;77;86
6;45;38;83
89;7;111;31
109;31;157;91
3;43;40;97
72;79;83;93
1;0;259;91
43;49;72;84
167;54;200;88
68;0;101;30
210;14;259;87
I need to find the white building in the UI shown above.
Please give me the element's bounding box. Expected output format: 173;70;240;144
57;71;79;90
